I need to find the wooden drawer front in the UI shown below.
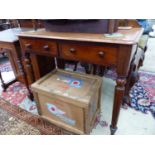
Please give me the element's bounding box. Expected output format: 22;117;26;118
20;38;57;56
60;43;117;65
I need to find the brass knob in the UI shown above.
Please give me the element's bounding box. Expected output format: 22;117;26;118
98;51;104;58
43;45;49;51
25;44;32;49
69;48;76;53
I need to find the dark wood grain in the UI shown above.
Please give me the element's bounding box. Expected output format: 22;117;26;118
59;43;117;65
20;37;57;56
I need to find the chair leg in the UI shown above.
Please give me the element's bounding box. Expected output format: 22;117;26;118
56;58;65;69
93;64;97;75
98;66;106;76
144;46;147;53
84;64;93;74
73;62;78;71
0;71;6;91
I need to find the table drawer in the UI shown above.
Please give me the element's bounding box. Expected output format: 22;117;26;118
60;43;118;65
20;38;57;56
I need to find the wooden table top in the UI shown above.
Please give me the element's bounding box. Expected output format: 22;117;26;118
17;27;144;45
0;28;33;43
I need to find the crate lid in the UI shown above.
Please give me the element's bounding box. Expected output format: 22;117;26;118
31;69;102;106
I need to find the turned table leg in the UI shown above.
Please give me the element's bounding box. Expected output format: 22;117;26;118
110;77;126;135
24;53;35;100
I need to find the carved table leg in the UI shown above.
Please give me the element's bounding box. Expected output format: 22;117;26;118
24;53;35;100
110;77;126;135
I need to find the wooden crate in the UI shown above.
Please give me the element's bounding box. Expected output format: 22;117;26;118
31;69;102;134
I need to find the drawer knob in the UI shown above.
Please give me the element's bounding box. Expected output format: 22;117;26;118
43;45;50;51
69;48;76;53
98;51;105;58
25;44;32;49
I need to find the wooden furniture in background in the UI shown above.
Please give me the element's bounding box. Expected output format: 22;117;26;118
119;19;141;28
18;27;144;134
0;22;55;95
118;20;148;104
18;19;44;30
8;19;44;30
0;28;29;90
123;47;145;104
44;19;119;33
0;20;10;31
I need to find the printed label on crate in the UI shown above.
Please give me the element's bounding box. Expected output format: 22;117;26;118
57;74;83;88
69;80;82;88
46;103;76;126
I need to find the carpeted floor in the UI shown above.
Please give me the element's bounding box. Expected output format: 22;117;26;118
0;108;40;135
130;71;155;118
0;98;75;135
